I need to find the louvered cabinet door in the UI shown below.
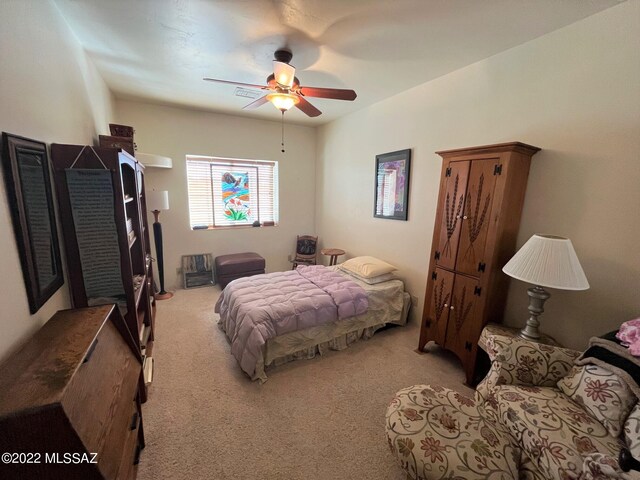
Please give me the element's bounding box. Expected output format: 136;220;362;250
433;161;470;271
455;160;499;277
420;268;455;346
443;273;483;382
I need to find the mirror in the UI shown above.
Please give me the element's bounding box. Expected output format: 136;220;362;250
1;133;63;313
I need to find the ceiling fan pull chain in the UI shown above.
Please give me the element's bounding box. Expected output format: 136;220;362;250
281;110;285;153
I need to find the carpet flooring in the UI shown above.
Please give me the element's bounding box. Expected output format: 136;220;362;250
137;287;472;480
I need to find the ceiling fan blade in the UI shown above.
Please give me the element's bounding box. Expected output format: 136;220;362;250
295;96;322;117
273;61;295;88
203;77;267;90
298;86;357;101
242;95;269;110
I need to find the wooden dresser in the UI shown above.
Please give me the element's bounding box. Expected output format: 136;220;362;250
418;142;540;385
0;305;144;480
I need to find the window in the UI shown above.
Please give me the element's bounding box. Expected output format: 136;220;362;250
186;155;278;229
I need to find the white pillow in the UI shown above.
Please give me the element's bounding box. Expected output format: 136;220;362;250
340;256;397;278
338;266;397;285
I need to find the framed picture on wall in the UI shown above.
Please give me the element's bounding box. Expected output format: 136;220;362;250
374;148;412;221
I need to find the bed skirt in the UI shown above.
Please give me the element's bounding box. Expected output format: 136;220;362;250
252;292;411;382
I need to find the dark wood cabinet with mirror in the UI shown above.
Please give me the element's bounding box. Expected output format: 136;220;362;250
418;142;540;385
50;144;155;402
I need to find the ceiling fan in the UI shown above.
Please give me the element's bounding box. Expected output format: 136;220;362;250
203;49;357;118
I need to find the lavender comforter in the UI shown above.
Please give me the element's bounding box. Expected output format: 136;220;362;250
215;265;368;379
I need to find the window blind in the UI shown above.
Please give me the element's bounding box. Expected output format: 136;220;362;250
186;156;278;229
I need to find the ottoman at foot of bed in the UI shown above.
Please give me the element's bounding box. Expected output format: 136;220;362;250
215;252;265;289
385;384;519;480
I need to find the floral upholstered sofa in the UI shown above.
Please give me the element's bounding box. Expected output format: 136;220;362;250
386;333;640;480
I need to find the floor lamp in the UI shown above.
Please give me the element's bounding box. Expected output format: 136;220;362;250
147;190;173;300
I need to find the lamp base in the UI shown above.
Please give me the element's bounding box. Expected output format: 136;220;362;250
519;285;551;342
155;291;174;301
518;330;545;343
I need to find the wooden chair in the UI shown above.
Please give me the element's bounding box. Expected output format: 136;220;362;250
291;235;318;269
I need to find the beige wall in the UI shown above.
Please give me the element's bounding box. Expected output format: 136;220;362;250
0;1;114;360
316;1;640;350
1;0;636;363
115;100;316;289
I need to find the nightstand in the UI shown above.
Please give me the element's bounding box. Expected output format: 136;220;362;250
473;323;562;385
478;323;562;352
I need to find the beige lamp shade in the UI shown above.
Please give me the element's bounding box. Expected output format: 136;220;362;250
147;190;169;211
503;234;589;290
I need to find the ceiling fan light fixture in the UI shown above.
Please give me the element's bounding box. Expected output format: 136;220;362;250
204;48;355;119
273;60;295;88
267;92;299;112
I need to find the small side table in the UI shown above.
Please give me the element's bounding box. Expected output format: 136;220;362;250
478;323;561;352
474;323;562;385
320;248;345;266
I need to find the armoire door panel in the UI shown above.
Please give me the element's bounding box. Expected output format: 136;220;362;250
443;274;482;368
456;160;499;276
424;268;455;345
435;161;470;271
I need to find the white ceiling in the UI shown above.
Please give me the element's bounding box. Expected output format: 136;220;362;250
54;0;622;125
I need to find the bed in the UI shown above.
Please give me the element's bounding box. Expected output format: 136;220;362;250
216;260;410;382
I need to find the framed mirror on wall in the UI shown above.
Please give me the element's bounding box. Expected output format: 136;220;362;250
374;148;412;221
1;133;64;313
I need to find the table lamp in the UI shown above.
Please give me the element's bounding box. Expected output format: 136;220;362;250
147;190;172;300
502;234;589;341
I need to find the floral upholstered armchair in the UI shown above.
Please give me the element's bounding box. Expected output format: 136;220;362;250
386;333;640;480
476;333;640;480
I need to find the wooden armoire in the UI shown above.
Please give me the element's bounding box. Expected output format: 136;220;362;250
418;142;540;385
